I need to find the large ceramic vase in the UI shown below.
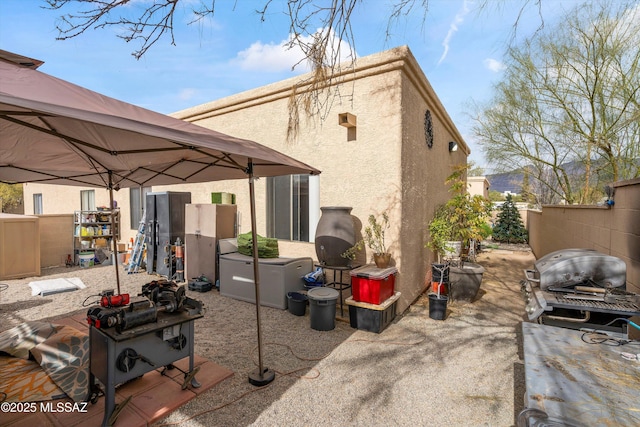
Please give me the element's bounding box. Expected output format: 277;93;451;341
315;206;355;267
449;263;485;303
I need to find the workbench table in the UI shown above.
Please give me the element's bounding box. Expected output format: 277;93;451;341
520;322;640;426
89;310;203;426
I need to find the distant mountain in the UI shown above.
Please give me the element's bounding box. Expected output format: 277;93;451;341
486;171;523;194
485;158;637;196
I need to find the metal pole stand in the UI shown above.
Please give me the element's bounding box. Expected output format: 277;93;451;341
249;367;276;387
247;164;275;387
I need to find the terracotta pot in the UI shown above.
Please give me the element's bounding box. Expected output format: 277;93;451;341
373;253;391;268
314;206;355;267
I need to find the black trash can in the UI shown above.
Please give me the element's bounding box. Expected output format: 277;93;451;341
307;287;339;331
287;292;308;316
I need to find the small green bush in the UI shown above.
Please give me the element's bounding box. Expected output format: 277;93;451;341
492;194;528;243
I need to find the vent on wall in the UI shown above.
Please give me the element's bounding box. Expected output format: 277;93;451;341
338;113;357;128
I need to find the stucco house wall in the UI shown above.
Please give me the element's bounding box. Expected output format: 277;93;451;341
172;46;468;312
20;46;468;312
396;56;469;309
468;176;490;199
23;182;134;241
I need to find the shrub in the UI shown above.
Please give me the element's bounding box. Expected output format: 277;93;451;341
492;194;528;243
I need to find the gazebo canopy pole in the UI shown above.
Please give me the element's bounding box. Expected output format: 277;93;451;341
247;160;275;387
108;171;121;295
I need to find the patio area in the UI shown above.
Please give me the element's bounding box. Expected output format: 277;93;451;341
1;246;534;426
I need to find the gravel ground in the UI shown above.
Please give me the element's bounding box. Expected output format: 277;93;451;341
0;245;534;426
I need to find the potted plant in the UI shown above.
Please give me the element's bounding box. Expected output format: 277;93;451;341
342;212;392;268
426;205;455;263
443;164;493;255
426;164;492;302
427;168;492;260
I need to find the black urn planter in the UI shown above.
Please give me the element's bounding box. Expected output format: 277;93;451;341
449;263;485;303
314;206;355;267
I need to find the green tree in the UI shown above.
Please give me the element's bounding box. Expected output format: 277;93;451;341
492;194;528;243
473;1;640;205
444;164;493;247
0;183;23;212
488;190;505;202
427;165;492;260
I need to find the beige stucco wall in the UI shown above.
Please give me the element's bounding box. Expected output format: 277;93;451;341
20;46;468;312
0;213;40;279
172;46;468;312
397;55;469;309
468;176;490;199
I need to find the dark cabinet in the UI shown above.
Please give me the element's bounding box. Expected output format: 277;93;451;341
145;191;191;278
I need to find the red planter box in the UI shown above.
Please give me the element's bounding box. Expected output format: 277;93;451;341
350;265;398;305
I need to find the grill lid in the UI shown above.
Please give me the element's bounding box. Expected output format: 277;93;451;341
533;249;626;290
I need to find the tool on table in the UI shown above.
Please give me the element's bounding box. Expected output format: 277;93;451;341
87;280;203;332
99;289;130;307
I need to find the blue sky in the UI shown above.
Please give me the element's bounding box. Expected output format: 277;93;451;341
0;0;582;171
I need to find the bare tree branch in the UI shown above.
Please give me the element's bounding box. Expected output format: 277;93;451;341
43;0;562;143
45;0;183;59
473;0;640;205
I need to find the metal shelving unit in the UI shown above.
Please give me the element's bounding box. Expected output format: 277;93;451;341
73;210;120;264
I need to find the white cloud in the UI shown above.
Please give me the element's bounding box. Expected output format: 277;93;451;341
234;28;355;73
235;39;306;73
483;58;506;72
438;0;472;65
178;88;197;101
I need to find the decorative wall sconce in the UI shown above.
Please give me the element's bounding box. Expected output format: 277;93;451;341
424;110;433;148
338;112;357;128
449;141;458;152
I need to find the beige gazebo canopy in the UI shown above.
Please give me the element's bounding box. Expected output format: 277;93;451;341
0;49;319;386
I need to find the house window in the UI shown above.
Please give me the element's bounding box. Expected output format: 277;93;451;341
266;175;319;242
33;193;43;214
80;190;95;211
129;186;152;230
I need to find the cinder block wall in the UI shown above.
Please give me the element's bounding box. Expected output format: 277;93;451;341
527;178;640;337
38;214;74;267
